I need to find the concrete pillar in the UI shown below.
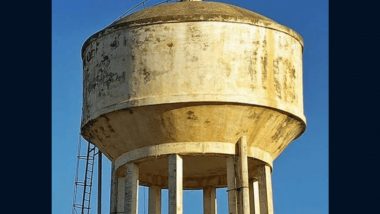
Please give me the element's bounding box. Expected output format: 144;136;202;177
237;136;250;214
116;176;126;213
149;186;161;214
203;187;217;214
124;163;139;214
257;165;273;214
249;179;260;214
226;156;238;214
168;154;183;214
110;163;118;214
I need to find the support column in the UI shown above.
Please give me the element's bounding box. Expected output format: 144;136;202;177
110;163;118;214
149;186;161;214
203;187;217;214
168;154;183;214
249;179;260;214
257;165;273;214
116;176;126;213
124;163;139;214
237;136;250;214
226;156;238;214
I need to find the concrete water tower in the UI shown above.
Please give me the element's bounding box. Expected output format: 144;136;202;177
80;0;306;213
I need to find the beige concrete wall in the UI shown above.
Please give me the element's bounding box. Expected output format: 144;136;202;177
82;21;304;126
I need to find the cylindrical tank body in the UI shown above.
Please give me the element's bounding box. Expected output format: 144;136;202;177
81;1;305;189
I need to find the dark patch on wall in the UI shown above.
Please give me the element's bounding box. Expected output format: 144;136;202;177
248;111;259;120
167;42;174;48
86;49;95;62
101;55;110;67
248;49;257;90
273;57;282;99
261;55;268;89
86;50;126;97
282;58;296;103
187;111;198;120
202;42;209;51
110;38;119;48
271;117;291;142
191;56;198;62
142;68;151;83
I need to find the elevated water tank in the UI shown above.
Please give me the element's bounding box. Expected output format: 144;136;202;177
81;1;306;213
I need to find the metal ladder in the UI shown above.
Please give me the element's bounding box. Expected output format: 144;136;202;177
72;138;97;214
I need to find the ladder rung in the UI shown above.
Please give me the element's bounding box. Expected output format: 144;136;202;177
77;155;90;159
75;182;86;186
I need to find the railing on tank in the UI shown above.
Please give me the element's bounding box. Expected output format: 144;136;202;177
110;0;179;25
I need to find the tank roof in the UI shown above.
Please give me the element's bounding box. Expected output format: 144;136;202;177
82;1;303;56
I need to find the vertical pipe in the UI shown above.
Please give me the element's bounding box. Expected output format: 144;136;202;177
97;151;102;214
203;187;217;214
149;186;162;214
237;136;250;214
226;156;237;214
168;154;183;214
257;165;273;214
124;163;139;214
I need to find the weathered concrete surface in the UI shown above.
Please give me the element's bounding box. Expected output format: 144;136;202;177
257;164;274;214
249;179;260;214
116;176;125;213
81;1;306;211
203;187;217;214
237;137;250;214
81;4;306;164
124;163;139;214
168;154;183;214
227;156;238;214
149;186;161;214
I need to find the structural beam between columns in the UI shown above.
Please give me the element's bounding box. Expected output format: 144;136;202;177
124;163;139;214
257;165;274;214
249;179;260;214
168;154;183;214
149;186;161;214
203;187;217;214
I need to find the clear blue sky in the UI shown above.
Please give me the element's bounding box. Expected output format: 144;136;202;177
52;0;328;213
